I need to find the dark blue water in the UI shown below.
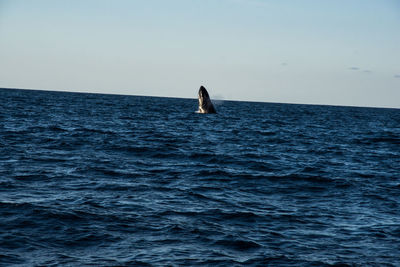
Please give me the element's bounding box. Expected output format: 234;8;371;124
1;88;399;266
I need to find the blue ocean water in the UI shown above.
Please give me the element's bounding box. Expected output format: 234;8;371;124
0;88;399;266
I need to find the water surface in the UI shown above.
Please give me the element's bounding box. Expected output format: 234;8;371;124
1;88;399;266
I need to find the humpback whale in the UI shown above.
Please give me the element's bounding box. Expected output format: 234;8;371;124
198;86;216;114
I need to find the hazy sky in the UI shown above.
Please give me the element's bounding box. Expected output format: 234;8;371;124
1;0;399;108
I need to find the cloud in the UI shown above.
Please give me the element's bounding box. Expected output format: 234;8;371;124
394;74;400;79
348;67;373;74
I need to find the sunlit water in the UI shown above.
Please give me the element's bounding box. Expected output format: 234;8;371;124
1;88;399;266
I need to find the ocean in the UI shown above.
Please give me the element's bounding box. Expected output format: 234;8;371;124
0;88;399;266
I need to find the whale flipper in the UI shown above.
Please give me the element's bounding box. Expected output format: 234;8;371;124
198;86;216;114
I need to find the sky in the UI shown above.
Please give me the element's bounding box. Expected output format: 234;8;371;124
0;0;399;108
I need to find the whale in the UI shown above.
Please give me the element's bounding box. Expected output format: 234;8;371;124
198;86;216;114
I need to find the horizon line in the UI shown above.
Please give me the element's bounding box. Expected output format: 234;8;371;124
1;86;398;111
